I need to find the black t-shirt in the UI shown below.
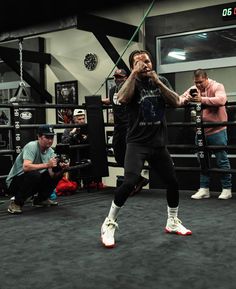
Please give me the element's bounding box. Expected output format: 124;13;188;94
126;76;172;148
109;84;129;135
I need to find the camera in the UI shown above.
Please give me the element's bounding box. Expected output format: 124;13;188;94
189;88;198;97
52;143;70;172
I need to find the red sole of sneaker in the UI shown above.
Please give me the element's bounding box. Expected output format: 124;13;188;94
176;231;192;236
165;228;192;236
101;238;115;248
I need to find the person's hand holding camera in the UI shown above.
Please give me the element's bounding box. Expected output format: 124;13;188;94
48;157;58;168
51;156;70;176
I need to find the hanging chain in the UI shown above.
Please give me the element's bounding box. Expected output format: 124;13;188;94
10;37;29;103
19;39;24;84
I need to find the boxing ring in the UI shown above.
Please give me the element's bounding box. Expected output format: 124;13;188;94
0;96;236;192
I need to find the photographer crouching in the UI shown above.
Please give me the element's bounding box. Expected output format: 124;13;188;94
6;125;70;214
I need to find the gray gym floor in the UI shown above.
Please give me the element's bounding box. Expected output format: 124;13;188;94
0;188;235;289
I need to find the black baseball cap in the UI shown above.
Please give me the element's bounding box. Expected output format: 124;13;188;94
38;124;55;136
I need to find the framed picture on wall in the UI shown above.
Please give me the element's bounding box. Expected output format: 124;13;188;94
55;80;78;124
105;77;115;97
0;108;11;149
0;108;10;126
105;77;115;124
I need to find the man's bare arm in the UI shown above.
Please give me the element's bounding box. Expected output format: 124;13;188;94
150;71;181;107
117;71;137;104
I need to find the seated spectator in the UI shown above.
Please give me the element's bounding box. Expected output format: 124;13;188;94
61;109;105;190
6;125;69;214
61;109;88;145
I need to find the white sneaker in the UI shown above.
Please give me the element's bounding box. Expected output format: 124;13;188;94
101;217;118;248
191;188;210;199
218;189;232;200
8;200;22;214
165;217;192;236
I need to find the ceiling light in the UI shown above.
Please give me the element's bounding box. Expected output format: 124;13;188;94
196;33;208;39
168;51;186;60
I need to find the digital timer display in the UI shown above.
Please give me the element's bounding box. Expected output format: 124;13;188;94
222;6;236;20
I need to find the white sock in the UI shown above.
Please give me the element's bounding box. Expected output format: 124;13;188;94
108;201;121;220
167;206;178;219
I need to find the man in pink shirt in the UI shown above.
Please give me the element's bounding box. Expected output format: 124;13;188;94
182;69;232;200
